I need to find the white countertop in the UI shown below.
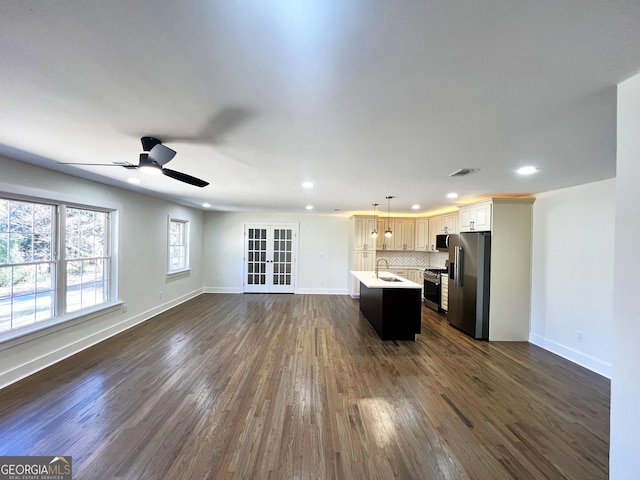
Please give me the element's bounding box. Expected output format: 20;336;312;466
351;271;422;289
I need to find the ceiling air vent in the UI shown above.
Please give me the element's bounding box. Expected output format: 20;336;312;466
449;168;479;177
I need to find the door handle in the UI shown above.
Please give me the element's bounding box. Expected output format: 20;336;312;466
454;246;464;287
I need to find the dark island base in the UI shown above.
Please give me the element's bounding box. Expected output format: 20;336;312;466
359;282;422;340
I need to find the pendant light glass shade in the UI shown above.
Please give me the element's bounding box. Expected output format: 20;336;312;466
371;203;379;238
384;195;394;237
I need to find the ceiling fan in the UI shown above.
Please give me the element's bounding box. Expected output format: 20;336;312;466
58;137;209;187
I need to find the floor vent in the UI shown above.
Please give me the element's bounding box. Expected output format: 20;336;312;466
449;168;479;177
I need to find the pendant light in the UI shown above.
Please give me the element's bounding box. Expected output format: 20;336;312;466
371;203;379;238
384;195;394;237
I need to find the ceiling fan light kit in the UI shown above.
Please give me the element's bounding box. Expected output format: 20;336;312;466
139;154;162;175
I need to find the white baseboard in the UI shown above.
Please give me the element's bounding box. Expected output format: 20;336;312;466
202;287;351;295
0;289;203;390
202;286;243;294
529;333;611;378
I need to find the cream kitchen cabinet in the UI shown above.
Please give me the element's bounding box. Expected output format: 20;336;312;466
376;218;416;251
427;213;458;252
394;219;416;251
459;201;492;232
352;250;376;296
415;219;429;252
351;216;377;296
376;218;393;250
389;268;409;278
428;217;439;252
441;213;458;234
355;250;376;271
354;216;377;250
389;268;422;287
441;273;449;311
408;269;423;284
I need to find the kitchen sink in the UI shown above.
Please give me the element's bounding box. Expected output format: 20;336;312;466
379;276;403;282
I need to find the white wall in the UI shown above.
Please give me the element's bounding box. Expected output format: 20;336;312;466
0;156;205;388
529;179;614;377
610;73;640;478
202;211;351;294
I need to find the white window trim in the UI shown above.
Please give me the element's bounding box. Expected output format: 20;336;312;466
0;187;119;343
167;216;190;275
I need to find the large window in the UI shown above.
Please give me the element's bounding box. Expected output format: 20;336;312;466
168;218;189;273
0;196;112;337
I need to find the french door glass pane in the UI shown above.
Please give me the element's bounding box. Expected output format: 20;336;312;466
272;228;293;287
247;228;268;285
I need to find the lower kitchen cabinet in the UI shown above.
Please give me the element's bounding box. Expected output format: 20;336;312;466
441;273;448;311
353;250;376;295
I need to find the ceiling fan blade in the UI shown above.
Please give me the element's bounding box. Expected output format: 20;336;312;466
57;162;139;169
140;136;162;152
148;144;176;166
201;106;255;143
162;168;209;187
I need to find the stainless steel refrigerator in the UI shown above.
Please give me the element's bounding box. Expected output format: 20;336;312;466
447;232;491;340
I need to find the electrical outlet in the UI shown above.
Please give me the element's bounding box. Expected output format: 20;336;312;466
123;303;127;313
159;291;163;300
577;330;584;343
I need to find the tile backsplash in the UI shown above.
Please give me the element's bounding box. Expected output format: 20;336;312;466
376;250;448;269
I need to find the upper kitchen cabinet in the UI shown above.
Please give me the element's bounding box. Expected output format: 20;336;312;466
427;213;458;251
415;219;429;252
441;213;458;234
376;218;393;250
376;218;415;251
394;219;416;251
459;201;492;232
354;216;376;251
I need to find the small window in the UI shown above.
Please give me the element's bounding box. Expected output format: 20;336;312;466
168;218;189;273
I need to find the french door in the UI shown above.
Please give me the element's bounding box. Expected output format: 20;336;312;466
243;223;298;293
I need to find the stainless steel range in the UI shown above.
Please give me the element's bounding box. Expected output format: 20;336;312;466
423;268;447;311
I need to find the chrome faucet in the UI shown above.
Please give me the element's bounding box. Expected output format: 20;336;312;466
376;258;390;278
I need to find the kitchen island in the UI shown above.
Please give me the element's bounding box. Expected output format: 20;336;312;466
351;271;422;340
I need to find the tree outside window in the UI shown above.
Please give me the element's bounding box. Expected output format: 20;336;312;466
168;218;189;273
0;197;112;336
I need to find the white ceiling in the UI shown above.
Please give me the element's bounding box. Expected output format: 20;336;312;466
1;1;639;215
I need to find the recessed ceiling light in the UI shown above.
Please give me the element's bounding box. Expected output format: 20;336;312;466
446;192;458;199
128;178;141;185
202;203;211;208
302;182;314;189
305;205;313;210
411;204;420;210
517;166;539;175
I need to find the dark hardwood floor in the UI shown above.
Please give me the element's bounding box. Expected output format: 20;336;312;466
0;294;609;479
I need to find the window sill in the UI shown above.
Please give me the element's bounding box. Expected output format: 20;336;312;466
0;301;124;350
166;268;191;278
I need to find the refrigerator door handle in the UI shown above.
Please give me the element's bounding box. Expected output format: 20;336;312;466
454;246;464;287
